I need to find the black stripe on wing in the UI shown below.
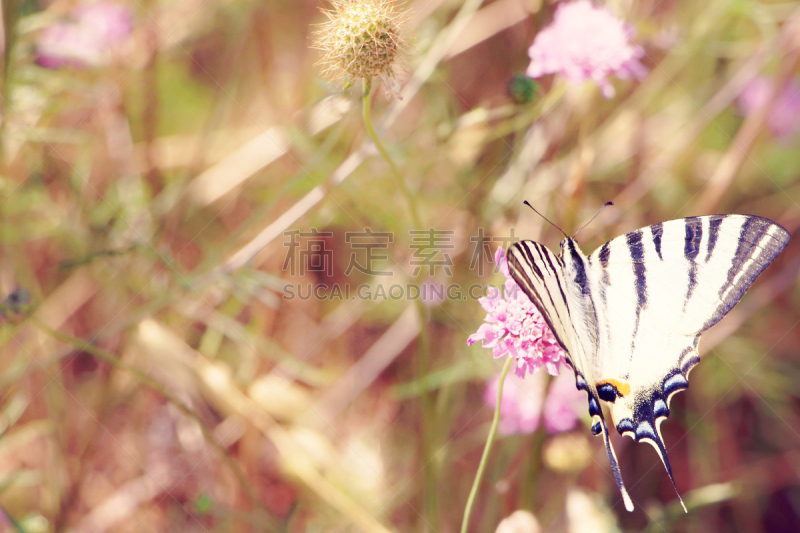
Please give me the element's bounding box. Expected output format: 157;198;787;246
626;230;647;345
703;216;790;331
651;222;664;260
507;242;571;358
684;216;702;303
705;216;724;262
511;240;635;510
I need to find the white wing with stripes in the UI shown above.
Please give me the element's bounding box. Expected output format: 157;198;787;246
506;213;789;512
506;242;575;359
583;214;789;503
507;240;635;512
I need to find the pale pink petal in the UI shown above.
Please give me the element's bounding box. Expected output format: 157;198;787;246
420;280;445;307
513;363;528;379
484;372;544;436
495;246;510;277
74;2;132;44
36;2;132;69
738;76;800;142
526;0;646;99
492;342;509;359
543;372;586;433
738;76;772;115
485;369;584;436
470;241;567;384
36;22;102;68
468;323;504;348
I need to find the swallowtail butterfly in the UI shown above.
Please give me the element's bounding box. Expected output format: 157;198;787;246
507;211;789;511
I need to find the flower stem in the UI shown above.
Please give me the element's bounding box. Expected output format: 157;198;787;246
361;77;438;527
361;79;423;230
519;373;553;508
461;356;514;533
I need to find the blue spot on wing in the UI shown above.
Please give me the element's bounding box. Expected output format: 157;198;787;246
597;383;619;402
654;399;670;418
589;397;601;417
664;373;689;395
616;418;635;434
635;421;657;441
619;353;701;511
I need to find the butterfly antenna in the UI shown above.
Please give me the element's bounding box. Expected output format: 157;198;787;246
573;202;614;239
523;201;568;238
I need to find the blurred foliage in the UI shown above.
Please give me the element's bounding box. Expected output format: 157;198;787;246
0;0;797;532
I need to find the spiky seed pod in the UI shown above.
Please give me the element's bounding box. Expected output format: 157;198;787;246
314;0;405;92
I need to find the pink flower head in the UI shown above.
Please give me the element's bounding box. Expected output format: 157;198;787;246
526;0;647;98
484;370;585;436
74;3;133;44
36;2;133;69
737;76;800;143
467;247;566;379
420;280;445;307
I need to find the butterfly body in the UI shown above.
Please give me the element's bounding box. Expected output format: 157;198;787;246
507;214;790;512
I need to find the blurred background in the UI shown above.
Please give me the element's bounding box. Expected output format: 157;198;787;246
0;0;799;531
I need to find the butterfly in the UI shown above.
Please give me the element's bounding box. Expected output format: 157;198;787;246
506;209;790;512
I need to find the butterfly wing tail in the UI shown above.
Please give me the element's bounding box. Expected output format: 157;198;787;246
647;424;688;512
599;418;634;512
583;384;635;512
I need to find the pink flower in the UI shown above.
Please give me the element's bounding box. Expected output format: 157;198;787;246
73;3;133;45
484;370;585;436
737;76;800;143
543;370;586;433
420;280;445;307
526;0;646;98
36;23;102;69
467;247;566;379
36;2;132;69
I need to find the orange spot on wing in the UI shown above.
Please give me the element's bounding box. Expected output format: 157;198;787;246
596;379;631;397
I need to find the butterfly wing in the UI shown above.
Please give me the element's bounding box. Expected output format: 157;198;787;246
508;240;635;511
585;214;789;505
506;241;574;357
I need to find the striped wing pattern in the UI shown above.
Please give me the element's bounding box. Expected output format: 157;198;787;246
585;214;789;505
506;242;574;359
507;214;789;512
507;240;635;512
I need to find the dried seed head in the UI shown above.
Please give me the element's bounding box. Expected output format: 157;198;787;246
314;0;406;93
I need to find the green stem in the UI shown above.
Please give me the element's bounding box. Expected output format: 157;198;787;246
415;298;437;528
461;356;514;533
361;77;437;528
518;373;553;509
361;79;423;231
